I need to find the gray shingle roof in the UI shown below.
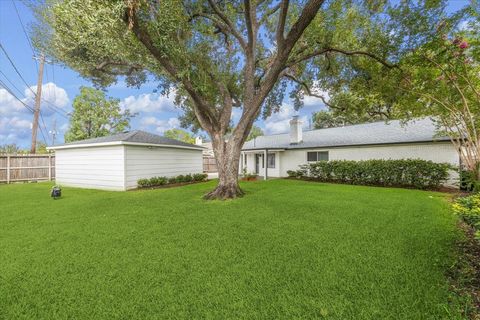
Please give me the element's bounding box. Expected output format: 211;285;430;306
52;130;203;149
242;118;450;150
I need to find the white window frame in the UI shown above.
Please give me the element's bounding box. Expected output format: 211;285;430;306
306;151;329;162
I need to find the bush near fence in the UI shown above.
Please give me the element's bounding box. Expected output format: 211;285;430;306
287;159;451;189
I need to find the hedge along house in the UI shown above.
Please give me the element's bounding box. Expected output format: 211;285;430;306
48;131;204;191
240;117;460;184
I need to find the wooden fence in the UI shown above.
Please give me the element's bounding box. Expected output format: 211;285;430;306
0;154;55;183
203;156;217;173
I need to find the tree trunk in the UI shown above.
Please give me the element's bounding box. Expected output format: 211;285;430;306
204;135;244;200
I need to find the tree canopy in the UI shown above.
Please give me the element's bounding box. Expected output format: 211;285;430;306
32;0;454;198
65;87;134;142
163;128;196;144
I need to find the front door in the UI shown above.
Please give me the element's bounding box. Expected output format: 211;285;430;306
255;154;261;174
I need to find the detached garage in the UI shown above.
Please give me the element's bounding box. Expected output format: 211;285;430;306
48;130;204;191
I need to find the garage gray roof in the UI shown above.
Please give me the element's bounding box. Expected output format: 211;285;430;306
50;130;204;150
242;118;450;150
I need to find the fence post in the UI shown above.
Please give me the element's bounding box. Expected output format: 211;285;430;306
6;155;10;184
48;154;52;181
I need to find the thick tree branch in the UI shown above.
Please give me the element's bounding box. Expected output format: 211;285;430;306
206;0;247;50
95;60;143;76
189;12;238;44
259;2;281;25
276;0;289;47
287;47;398;69
283;73;333;108
124;9;218;134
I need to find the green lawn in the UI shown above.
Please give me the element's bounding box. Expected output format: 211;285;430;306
0;180;467;319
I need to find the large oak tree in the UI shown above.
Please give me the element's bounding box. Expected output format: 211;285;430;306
33;0;444;199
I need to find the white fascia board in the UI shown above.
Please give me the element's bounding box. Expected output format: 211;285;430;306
47;141;204;151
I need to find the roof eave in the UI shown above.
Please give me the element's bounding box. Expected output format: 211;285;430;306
241;139;452;151
47;141;204;151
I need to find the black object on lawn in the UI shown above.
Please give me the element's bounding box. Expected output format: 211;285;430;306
51;186;62;199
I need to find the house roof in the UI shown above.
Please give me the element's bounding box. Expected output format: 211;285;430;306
48;130;204;150
242;118;450;151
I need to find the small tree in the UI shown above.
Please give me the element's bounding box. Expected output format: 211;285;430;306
164;128;195;144
398;29;480;181
65;87;134;142
246;125;264;141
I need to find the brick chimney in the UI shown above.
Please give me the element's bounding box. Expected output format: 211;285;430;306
289;116;303;144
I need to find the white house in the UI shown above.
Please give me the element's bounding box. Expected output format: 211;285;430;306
240;117;459;182
48;130;204;191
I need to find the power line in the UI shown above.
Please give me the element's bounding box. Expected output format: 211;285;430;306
0;80;48;145
0;42;69;118
12;0;38;72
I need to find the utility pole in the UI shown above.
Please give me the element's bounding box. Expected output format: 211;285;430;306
30;54;45;153
49;118;58;146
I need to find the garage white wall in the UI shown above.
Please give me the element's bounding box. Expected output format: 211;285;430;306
55;145;126;191
124;145;203;189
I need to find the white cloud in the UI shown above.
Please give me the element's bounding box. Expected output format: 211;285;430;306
121;93;176;113
0;88;27;115
263;104;308;134
0;116;33;144
24;82;70;116
0;82;69;118
140;116;180;133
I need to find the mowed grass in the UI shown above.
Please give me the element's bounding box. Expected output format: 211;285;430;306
0;179;466;319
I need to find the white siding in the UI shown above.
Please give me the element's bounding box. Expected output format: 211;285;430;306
241;152;281;178
277;142;459;185
124;145;203;189
55;145;126;191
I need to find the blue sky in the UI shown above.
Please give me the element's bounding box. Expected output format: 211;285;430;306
0;0;470;148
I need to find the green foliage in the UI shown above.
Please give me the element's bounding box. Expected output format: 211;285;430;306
460;169;480;192
311;110;383;129
65;87;134;142
0;144;22;154
452;194;480;239
298;159;451;189
137;173;207;188
193;173;208;182
163;129;195;144
246;125;264;141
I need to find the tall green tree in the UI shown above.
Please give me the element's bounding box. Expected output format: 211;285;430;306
163;128;195;144
246;125;264;141
311;110;388;129
65;87;134;142
33;0;446;198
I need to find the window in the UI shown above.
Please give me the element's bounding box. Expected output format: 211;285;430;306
307;151;329;162
267;153;275;168
244;154;247;166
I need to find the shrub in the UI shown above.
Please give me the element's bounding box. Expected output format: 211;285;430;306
296;159;451;189
287;169;306;179
193;173;208;181
137;178;151;188
175;175;186;183
452;194;480;240
138;173;208;188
